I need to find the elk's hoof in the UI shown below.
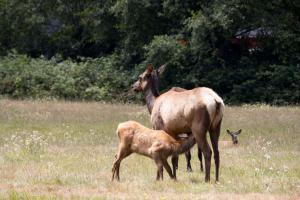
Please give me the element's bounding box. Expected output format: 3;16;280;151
200;165;204;172
187;167;193;172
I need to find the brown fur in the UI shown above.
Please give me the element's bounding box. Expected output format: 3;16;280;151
132;65;225;182
111;121;195;181
169;87;187;92
169;87;204;172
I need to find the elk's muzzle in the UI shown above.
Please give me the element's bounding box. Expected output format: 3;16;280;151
131;81;142;92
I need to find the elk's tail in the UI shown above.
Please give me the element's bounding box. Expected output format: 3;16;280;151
209;90;224;130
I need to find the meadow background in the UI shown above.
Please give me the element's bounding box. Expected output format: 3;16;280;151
0;1;299;199
0;99;299;199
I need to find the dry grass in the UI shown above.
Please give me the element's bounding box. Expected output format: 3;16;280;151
0;99;299;199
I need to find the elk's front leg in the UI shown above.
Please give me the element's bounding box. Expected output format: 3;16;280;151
185;150;192;172
198;146;204;172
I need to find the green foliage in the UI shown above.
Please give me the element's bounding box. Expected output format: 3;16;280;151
0;53;133;101
141;35;194;90
0;0;299;104
0;0;118;57
143;35;186;66
196;63;300;105
111;0;170;65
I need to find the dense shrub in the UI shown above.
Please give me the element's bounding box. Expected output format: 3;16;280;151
0;53;134;101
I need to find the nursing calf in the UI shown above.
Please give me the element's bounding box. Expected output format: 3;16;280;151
111;121;195;181
132;64;225;182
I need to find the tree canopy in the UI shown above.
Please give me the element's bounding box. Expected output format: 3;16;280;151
0;0;299;104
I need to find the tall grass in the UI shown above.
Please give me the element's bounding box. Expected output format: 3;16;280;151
0;100;299;199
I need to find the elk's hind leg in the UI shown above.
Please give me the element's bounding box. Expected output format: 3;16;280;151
192;108;211;182
209;119;222;182
111;143;131;181
195;134;211;182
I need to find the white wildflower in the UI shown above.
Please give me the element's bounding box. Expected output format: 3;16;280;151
11;135;16;140
25;139;30;146
264;153;271;160
283;165;289;172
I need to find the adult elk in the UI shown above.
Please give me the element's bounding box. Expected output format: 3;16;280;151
169;87;204;172
111;121;196;181
132;64;225;182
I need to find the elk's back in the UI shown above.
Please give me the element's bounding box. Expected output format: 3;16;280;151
151;87;221;135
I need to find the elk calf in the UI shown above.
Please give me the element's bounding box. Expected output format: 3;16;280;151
111;121;195;181
226;129;242;144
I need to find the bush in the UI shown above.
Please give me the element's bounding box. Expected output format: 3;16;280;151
0;53;134;102
0;53;299;105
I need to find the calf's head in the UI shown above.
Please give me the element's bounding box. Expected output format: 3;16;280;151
226;129;242;144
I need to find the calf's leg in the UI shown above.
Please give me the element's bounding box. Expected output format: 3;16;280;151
171;156;178;179
111;143;131;181
154;155;164;181
162;159;175;180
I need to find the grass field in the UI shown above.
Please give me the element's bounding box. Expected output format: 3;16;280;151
0;99;299;199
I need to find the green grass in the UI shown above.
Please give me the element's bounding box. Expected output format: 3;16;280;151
0;99;299;199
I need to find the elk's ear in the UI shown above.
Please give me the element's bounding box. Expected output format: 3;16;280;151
146;64;153;74
226;130;232;135
236;129;242;135
157;64;167;75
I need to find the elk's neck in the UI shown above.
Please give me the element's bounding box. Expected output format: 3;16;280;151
144;87;157;114
144;78;160;114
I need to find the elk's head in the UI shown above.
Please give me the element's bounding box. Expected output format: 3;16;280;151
131;64;166;93
226;129;242;144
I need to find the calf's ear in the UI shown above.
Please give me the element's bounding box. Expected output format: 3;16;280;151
236;129;242;135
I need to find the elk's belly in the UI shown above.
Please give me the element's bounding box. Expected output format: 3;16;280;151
163;117;191;134
151;94;196;134
151;109;191;134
